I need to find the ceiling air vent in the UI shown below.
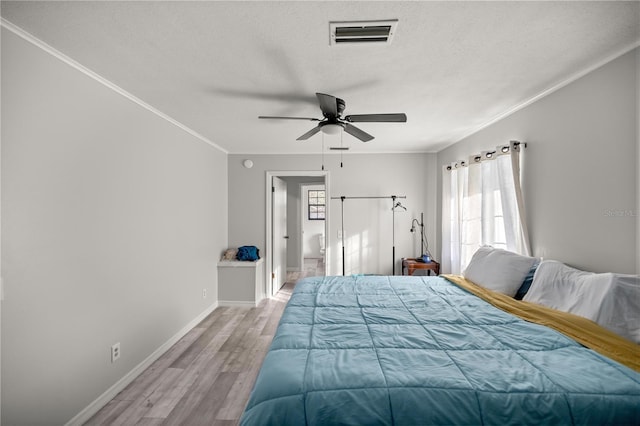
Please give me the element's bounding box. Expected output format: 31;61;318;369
329;20;398;46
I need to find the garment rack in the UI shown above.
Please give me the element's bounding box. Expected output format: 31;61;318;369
331;195;407;275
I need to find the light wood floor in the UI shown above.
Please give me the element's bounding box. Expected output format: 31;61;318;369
85;264;322;425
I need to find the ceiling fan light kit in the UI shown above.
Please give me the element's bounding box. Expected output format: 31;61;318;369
320;123;343;135
259;92;407;143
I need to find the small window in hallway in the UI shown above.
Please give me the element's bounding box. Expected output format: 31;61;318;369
308;190;325;220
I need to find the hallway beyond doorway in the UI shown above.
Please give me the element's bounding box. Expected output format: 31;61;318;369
286;257;325;282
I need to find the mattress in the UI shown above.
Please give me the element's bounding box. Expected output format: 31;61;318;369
241;275;640;425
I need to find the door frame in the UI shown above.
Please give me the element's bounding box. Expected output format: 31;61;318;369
265;170;330;297
271;176;288;294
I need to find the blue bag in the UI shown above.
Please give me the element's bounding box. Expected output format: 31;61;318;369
237;245;260;261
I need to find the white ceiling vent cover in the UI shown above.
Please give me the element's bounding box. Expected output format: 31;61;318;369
329;20;398;46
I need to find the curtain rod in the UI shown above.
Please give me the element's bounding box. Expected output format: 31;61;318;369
445;140;526;171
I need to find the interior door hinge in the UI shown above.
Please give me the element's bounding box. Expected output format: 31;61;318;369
272;186;275;193
272;272;275;279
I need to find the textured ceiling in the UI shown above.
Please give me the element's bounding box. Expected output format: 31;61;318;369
2;1;639;154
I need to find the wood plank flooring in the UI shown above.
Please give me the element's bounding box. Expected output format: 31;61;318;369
85;272;308;425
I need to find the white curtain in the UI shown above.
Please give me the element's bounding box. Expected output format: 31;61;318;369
442;141;530;274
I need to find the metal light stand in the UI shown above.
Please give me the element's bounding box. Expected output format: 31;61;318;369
419;212;425;258
411;212;428;261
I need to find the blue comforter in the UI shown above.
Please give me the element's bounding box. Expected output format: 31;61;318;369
241;275;640;425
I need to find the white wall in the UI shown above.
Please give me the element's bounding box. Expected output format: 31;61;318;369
228;153;438;277
1;28;228;425
437;48;638;274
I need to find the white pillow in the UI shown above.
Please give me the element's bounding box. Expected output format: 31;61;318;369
524;260;640;343
463;246;538;297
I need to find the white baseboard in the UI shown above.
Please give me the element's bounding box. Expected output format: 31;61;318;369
218;299;260;308
64;302;219;426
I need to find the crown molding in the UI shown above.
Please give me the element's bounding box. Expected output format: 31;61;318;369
448;39;640;150
1;18;228;155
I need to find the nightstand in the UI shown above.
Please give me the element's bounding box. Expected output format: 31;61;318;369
402;258;440;276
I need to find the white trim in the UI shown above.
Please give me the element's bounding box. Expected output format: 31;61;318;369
241;41;640;156
452;40;640;146
218;300;261;308
0;18;228;155
3;17;636;157
266;171;330;297
64;302;218;426
299;183;306;272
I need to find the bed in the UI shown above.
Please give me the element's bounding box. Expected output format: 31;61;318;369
241;270;639;425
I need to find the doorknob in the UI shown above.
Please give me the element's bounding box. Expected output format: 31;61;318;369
284;236;289;239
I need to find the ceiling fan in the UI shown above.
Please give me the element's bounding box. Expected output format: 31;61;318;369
259;93;407;142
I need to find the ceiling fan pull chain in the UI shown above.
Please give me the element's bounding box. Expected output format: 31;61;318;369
321;132;325;171
340;130;344;168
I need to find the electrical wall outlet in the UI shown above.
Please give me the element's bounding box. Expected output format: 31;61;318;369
202;288;207;298
111;342;121;363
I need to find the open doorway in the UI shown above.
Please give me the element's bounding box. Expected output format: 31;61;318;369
265;171;329;297
300;183;326;279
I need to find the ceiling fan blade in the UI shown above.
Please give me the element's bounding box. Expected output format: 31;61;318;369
344;123;374;142
316;93;338;118
344;113;407;123
296;125;323;140
259;116;320;121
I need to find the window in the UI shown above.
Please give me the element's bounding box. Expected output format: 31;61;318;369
308;190;325;220
442;142;530;274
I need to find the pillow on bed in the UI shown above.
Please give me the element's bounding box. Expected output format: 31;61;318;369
523;260;640;343
514;261;540;300
463;246;538;297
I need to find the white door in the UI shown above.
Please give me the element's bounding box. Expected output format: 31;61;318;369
272;176;288;295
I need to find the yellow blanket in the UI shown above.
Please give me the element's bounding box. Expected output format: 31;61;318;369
443;274;640;372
